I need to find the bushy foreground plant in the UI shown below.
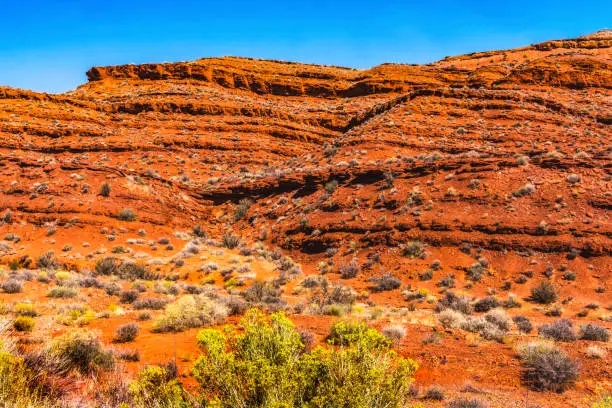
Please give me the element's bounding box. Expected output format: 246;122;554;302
193;309;417;407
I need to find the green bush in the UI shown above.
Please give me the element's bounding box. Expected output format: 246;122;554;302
13;316;35;332
129;365;189;408
193;309;417;407
47;330;115;375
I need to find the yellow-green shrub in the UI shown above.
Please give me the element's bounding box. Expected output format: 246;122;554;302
193;309;417;407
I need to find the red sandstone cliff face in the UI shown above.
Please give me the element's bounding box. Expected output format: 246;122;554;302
0;31;610;406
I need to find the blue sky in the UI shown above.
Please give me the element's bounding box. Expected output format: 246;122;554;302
1;0;609;93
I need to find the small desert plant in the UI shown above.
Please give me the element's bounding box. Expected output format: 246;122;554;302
439;309;466;329
474;297;500;313
447;398;488;408
339;259;360;279
37;251;59;269
233;198;253;221
47;286;77;299
120;290;140;304
381;325;407;341
403;241;424;258
95;257;121;276
152;295;228;333
133;298;168;310
324;179;339;194
579;324;610;342
47;330;115;374
538;319;577;342
466;263;485;282
114;323;140;343
513;315;533;333
99;182;111;197
13;316;35;332
14;303;37;317
1;279;23;294
437;292;472;314
530;281;558;304
423;386;445;401
222;232;240;249
369;273;401;292
585;345;607;359
117;208;137;221
517;341;578;392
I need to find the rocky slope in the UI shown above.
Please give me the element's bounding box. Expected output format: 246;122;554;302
0;30;610;406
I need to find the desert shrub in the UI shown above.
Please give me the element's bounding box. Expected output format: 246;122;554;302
1;279;23;294
579;324;610;342
503;295;521;309
419;269;434;281
99;182;111;197
403;241;424;258
153;295;228;333
439;309;466;329
437;274;455;288
327;320;391;348
369;273;401;292
474;297;500;313
117;349;140;362
517;341;578;392
119;262;158;280
339;259;360;279
37;251;59;269
193;309;417;407
13;316;35;332
47;330;115;374
324;179;339;194
114;323;140;343
447;397;488;408
117;208;137;221
243;281;281;304
56;304;95;326
95;256;121;276
234;198;253;221
437;292;472;314
104;283;122;296
14;303;37;317
530;281;558;304
538;319;577;342
514;183;535;197
0;334;61;407
563;271;576;281
586;345;607;359
381;325;406;341
424;386;446;401
129;365;188;408
466;263;485;282
47;286;77;299
120;290;140;304
133;298;168;310
513;315;533;333
222;232;240;249
484;309;511;331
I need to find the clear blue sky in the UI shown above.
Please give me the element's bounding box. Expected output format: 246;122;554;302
1;0;609;93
